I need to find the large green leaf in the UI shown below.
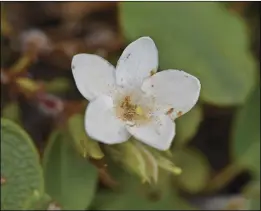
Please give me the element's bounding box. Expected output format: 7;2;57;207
120;2;256;105
1;118;44;210
43;130;98;210
232;86;260;178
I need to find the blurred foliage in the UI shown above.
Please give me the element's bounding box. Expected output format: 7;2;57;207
2;102;21;124
242;180;260;210
232;86;260;178
173;148;211;194
175;105;203;147
91;159;196;210
44;78;71;94
120;2;257;105
1;2;260;210
15;77;41;94
92;178;197;210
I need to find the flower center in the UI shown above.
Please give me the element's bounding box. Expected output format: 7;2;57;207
120;96;137;121
115;92;152;125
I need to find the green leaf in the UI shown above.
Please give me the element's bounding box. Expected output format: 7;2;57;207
26;193;52;210
94;191;192;210
67;114;104;159
92;174;197;210
173;148;211;193
1;118;44;210
44;78;71;94
243;181;261;211
249;198;260;210
232;86;260;178
242;180;260;199
120;2;257;105
91;156;197;210
26;192;63;211
43;130;98;210
2;102;21;124
175;105;203;147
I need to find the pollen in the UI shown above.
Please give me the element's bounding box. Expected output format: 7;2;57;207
136;106;144;116
116;95;149;124
118;95;137;121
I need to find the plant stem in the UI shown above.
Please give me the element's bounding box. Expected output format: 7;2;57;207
204;162;245;193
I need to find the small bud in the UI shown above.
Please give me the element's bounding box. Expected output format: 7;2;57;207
156;156;182;176
20;29;52;55
108;142;153;184
172;167;182;175
37;93;64;116
135;141;158;184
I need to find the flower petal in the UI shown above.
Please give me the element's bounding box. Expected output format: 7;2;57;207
116;37;158;88
142;69;201;118
72;54;116;101
126;115;175;151
85;95;131;144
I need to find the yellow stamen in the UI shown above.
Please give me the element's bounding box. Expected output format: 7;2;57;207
135;106;144;116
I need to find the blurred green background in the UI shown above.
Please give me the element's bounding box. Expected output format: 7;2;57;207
1;2;260;210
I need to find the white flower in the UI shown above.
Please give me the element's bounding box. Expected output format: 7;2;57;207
71;37;201;151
